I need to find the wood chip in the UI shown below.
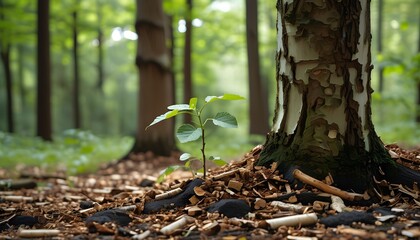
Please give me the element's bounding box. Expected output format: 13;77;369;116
202;221;220;235
254;198;267;210
193;186;206;196
228;180;243;191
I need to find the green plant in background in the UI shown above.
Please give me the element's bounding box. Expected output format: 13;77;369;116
147;94;245;182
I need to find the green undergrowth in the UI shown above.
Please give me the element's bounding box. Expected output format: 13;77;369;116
0;130;133;175
0;129;265;176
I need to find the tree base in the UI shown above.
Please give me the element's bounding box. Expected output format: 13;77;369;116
257;132;420;196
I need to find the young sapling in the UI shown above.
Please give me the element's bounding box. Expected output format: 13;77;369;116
146;93;244;181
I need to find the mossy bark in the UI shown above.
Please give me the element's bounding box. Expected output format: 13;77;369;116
258;0;393;193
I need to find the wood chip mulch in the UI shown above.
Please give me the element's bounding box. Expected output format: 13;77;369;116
0;145;419;239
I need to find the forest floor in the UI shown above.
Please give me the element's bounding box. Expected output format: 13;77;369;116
0;144;419;239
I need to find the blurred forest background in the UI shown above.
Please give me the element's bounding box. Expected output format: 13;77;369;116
0;0;419;174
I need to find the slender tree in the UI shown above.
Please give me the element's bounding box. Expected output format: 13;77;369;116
36;0;52;141
183;0;193;123
258;0;420;195
72;5;81;129
377;0;384;93
96;0;105;92
417;5;420;123
0;0;14;133
246;0;269;135
131;0;176;155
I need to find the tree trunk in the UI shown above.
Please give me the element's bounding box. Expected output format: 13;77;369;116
72;9;81;129
96;0;105;92
36;0;52;141
257;0;400;194
377;0;384;93
246;0;270;135
0;44;14;133
416;5;420;124
132;0;176;156
183;0;193;123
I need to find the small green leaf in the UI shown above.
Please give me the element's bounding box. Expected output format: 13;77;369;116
205;94;245;103
212;112;238;128
208;156;226;166
176;124;202;143
168;104;191;110
213;159;227;166
157;165;180;183
146;110;180;129
196;168;204;173
189;98;198;110
180;153;192;161
184;159;191;168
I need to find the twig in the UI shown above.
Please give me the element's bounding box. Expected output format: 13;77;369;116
270;201;310;213
132;230;151;240
293;169;363;201
160;215;194;235
1;196;34;202
155;188;183;200
212;169;238;180
264;213;318;229
18;229;60;238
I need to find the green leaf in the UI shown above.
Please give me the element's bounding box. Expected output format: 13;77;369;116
146;110;180;129
176;124;202;143
212;112;238;128
205;94;245;103
168;104;191;110
213;159;227;166
157;165;180;183
209;156;227;166
184;159;192;168
180;153;192;161
189;98;198;110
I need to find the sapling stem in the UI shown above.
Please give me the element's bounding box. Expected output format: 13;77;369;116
197;113;207;179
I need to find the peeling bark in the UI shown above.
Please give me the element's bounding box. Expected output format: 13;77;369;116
258;0;395;193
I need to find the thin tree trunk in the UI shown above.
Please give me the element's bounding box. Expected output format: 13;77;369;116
96;0;104;92
132;0;176;156
0;44;14;133
17;44;26;114
72;9;81;129
416;5;420;123
183;0;193;123
36;0;52;141
246;0;269;135
377;0;384;93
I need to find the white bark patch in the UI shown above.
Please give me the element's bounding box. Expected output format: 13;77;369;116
351;0;370;151
285;85;302;134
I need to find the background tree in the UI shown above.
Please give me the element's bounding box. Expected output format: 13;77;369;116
0;0;15;133
131;0;176;155
36;0;52;141
183;0;193;123
258;0;420;194
72;1;81;129
245;0;269;135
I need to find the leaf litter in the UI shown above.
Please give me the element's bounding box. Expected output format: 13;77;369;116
0;145;419;239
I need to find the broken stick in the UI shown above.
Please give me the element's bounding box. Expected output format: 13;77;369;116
293;169;363;201
264;213;318;229
160;215;194;235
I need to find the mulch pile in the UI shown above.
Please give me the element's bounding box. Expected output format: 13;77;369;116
0;145;419;239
